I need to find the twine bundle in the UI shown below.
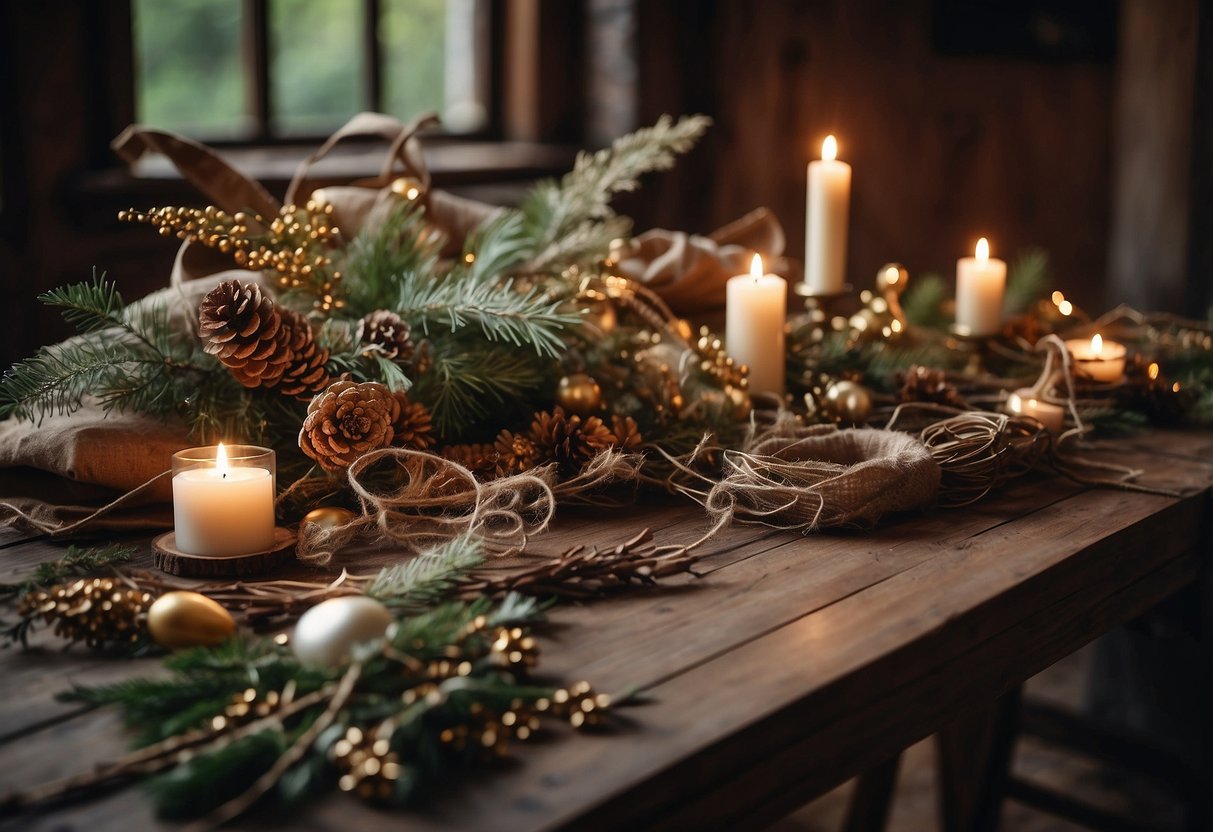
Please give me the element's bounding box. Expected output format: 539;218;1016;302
295;447;643;567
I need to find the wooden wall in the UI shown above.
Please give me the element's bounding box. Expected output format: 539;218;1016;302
625;0;1118;311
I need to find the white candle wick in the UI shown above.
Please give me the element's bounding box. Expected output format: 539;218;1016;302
751;253;763;282
822;135;837;162
975;237;990;261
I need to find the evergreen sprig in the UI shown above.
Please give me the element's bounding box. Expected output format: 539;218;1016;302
521;113;712;269
338;200;442;318
410;344;549;438
0;543;135;599
366;535;486;612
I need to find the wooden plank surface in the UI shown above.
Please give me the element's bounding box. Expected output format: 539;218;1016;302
1;429;1211;831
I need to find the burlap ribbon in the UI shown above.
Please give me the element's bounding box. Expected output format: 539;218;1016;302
1;112;790;533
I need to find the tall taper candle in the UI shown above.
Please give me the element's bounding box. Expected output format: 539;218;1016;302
727;254;787;397
804;135;852;295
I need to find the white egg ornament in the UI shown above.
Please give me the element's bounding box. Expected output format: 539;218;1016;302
292;596;395;668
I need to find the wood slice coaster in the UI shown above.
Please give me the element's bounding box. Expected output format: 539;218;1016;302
152;527;297;578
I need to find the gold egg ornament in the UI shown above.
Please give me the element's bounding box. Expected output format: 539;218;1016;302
303;506;356;530
823;380;873;424
556;374;603;417
148;591;236;649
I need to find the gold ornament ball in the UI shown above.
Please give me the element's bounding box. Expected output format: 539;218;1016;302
583;301;618;335
148;591;236;649
823;380;873;423
303;506;356;530
876;263;909;295
556;374;603;417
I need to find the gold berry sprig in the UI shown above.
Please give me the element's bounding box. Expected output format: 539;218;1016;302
119;200;345;312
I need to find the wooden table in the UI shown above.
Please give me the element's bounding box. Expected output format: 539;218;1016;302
1;429;1211;831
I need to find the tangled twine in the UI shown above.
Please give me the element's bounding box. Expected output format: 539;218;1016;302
295;447;644;567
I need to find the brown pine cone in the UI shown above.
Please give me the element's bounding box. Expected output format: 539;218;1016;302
610;415;643;450
358;310;415;362
412;340;433;375
276;307;331;397
199;280;291;388
299;380;398;472
528;407;616;476
441;443;500;478
391;394;436;450
494;429;541;475
898;365;967;409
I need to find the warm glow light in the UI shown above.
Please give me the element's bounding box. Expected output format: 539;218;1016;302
216;442;229;478
1148;362;1160;380
750;253;763;280
1058;300;1073;316
1051;290;1065;306
975;237;990;261
821;135;837;162
1174;382;1182;393
1091;333;1103;356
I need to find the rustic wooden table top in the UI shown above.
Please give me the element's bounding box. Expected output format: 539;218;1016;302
1;429;1211;831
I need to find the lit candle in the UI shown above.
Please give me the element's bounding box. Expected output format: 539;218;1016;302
804;135;852;295
1007;388;1065;433
727;254;787;397
955;237;1007;337
172;443;276;556
1064;333;1126;383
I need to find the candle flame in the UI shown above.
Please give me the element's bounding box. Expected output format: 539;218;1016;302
1091;333;1102;355
975;237;990;261
750;253;763;280
821;135;837;162
216;442;229;478
1148;362;1160;380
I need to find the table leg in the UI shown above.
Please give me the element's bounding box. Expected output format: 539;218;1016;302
935;687;1022;832
843;753;901;832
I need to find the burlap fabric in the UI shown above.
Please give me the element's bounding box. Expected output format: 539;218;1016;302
705;426;941;530
0;112;791;534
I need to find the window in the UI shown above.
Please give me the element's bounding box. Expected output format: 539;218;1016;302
131;0;491;142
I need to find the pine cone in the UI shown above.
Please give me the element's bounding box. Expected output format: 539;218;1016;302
441;443;500;478
358;310;415;362
610;415;643;451
20;578;153;649
199;280;291;388
494;430;541;475
412;340;433;375
899;365;967;409
527;407;615;476
276;307;331;397
299;380;399;472
391;394;436;450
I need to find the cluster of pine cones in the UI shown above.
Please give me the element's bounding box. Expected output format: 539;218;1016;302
442;408;642;480
199;280;434;472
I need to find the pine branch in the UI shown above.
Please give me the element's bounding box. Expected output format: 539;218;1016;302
366;535;486;612
1005;247;1049;316
0;543;135;599
339;201;442;317
901;273;950;330
410;344;549;439
520;114;712;267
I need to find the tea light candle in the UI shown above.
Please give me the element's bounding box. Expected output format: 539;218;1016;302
172;443;276;557
955;237;1007;337
1007;388;1065;433
1065;333;1126;383
804;135;852;295
727;254;787;397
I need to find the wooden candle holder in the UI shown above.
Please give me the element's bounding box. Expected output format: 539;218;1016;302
152;527;296;578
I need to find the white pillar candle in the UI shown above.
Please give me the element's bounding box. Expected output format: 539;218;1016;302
727;254;787;397
955;237;1007;337
172;444;276;556
1064;333;1126;383
804;135;852;295
1006;388;1065;433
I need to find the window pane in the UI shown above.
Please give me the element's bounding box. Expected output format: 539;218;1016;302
269;0;365;136
132;0;248;138
383;0;486;133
